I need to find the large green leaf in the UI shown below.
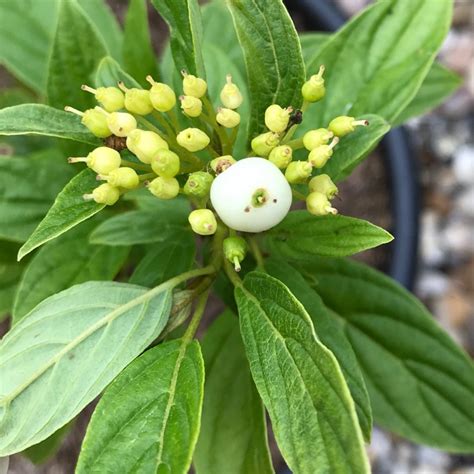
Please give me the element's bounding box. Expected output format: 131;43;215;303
266;259;372;441
394;62;462;125
195;312;274;474
130;233;195;287
0;0;59;94
90;208;190;246
47;0;108;111
297;256;474;452
266;210;393;258
0;281;172;455
227;0;305;139
299;32;330;66
318;114;390;182
0;149;75;243
235;272;369;473
0;105;100;146
305;0;452;126
0;241;25;319
18;169;105;260
13;219;129;325
94;56;142;89
151;0;205;77
77;338;204;474
123;0;159;86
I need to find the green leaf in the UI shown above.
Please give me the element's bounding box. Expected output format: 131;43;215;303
266;210;393;258
235;272;369;473
18;169;105;260
13;219;129;325
227;0;305;139
90;207;190;246
123;0;159;87
151;0;205;77
297;256;474;452
299;32;330;65
0;241;25;319
394;62;462;125
130;234;195;287
78;0;123;63
47;0;108;111
94;56;142;89
195;312;274;474
265;259;372;442
0;105;100;146
318;114;390;182
0;281;172;455
0;0;59;94
0;149;75;243
305;0;452;125
76;338;204;474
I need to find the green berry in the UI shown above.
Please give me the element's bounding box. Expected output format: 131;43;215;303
306;191;337;216
210;155;236;174
188;209;217;236
301;65;325;103
176;128;210;152
146;76;177;112
184;171;214;199
148;177;180;200
285;160;312;184
328;116;369;137
90;183;120;206
268;145;292;169
308;174;338;199
303;128;333;151
100;167;139;189
220;74;243;109
126;129;169;164
120;84;153;115
69;146;121;174
223;236;247;272
106;111;137;137
264;104;292;133
308;137;339;168
151;149;180;178
81;108;111;138
180;95;202;117
182;71;207;98
251;131;280;157
216;108;240;128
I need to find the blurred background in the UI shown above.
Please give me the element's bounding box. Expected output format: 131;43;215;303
1;0;473;472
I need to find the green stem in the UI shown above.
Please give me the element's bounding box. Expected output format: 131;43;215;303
224;258;243;287
285;137;304;150
120;159;152;172
135;116;168;139
152;111;176;137
292;188;307;201
247;236;265;270
202;96;230;154
227;125;239;155
139;173;156;182
167;108;180;132
183;289;210;342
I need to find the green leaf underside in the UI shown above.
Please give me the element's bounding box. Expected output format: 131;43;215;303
304;0;452;127
123;0;159;87
266;211;393;259
265;259;372;442
236;272;369;474
95;56;143;90
0;241;25;317
130;234;195;287
47;0;108;111
0;105;99;146
76;338;204;474
151;0;205;78
227;0;305;139
0;149;75;243
195;312;274;474
13;219;130;325
0;281;172;456
318;114;390;182
394;62;462;125
18;169;105;260
296;256;474;452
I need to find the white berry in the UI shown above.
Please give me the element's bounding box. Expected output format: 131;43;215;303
210;157;292;232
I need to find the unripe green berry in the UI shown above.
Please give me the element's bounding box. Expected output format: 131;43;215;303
106;111;137;137
328;116;369;137
81;108;111;138
220;74;243;109
69;146;121;174
301;65;325;103
308;174;338;199
251;132;280;157
182;71;207;98
216;108;240;128
210;155;236;175
151;149;180;178
180;95;202;117
308;137;339;168
100;167;139;189
265;104;292;133
188;209;217;236
285;160;312;184
184;171;214;199
146;76;177;112
126;129;169;164
148;176;180;200
223;236;247;272
303;128;333;151
120;84;153;115
90;183;120;206
306;191;337;216
94;87;124;112
177;128;210;152
269;145;292;169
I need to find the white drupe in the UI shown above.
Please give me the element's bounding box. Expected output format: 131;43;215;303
210;157;292;232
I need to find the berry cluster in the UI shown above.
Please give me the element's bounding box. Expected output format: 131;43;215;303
65;64;368;271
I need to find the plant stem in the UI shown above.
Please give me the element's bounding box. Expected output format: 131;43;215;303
120;159;152;172
152;111;176;137
183;289;210;342
224;258;243;287
247;236;265;270
292;188;307;201
285;137;304;150
138;173;156;182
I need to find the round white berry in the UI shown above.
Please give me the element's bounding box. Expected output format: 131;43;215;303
210;157;292;232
